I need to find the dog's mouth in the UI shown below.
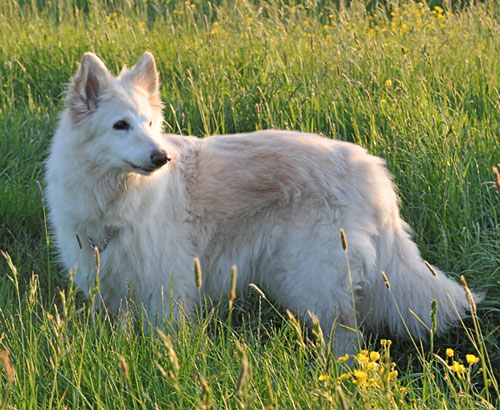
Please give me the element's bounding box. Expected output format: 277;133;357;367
127;151;171;175
128;162;165;175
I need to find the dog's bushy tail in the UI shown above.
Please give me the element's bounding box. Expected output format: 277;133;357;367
370;216;480;338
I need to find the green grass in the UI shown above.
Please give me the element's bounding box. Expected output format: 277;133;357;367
1;0;499;408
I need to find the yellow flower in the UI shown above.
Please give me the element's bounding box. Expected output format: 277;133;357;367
388;370;399;380
366;377;377;387
445;348;454;357
338;354;349;363
369;351;380;361
353;369;368;381
366;361;379;372
246;18;253;23
329;14;335;18
380;98;387;104
466;354;479;365
47;313;54;320
318;374;330;382
191;4;195;8
323;25;329;30
450;361;466;374
303;20;309;25
385;79;392;88
357;354;369;364
340;372;351;381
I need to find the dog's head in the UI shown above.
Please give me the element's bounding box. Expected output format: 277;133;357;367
65;52;170;175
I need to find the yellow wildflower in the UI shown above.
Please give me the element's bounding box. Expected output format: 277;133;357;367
381;98;387;104
466;354;479;365
246;18;253;23
357;354;369;364
338;353;350;363
353;369;368;381
385;79;392;88
388;370;398;380
369;351;380;361
445;348;454;357
450;361;466;374
340;372;351;381
318;374;330;382
366;377;377;387
303;20;309;25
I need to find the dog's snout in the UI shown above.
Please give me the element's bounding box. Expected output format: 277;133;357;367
150;149;170;168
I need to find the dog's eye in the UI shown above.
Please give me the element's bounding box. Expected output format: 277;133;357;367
113;120;130;131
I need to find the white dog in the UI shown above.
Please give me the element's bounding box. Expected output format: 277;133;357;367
46;52;475;355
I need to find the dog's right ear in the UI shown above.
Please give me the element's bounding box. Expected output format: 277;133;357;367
67;53;110;124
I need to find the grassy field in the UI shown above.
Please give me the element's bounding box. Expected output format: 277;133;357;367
1;0;499;408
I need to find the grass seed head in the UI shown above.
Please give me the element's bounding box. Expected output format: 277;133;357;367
229;265;237;309
0;349;15;384
194;257;202;289
460;275;477;316
381;271;391;290
340;228;348;252
492;164;500;193
119;355;130;381
424;260;438;277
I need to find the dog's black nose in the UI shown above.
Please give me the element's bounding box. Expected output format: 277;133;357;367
150;149;170;168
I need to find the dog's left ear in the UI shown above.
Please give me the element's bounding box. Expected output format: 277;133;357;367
121;52;163;112
123;52;159;96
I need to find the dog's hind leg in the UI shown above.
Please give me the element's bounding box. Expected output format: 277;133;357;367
265;240;366;358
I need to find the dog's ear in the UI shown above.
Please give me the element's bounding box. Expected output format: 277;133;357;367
67;53;110;124
120;52;163;112
125;52;159;95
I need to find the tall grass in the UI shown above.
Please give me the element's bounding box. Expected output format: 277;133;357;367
0;0;499;408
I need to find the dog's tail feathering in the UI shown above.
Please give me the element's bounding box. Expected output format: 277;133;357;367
369;216;479;339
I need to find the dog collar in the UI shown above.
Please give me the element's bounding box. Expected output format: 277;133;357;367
87;231;114;253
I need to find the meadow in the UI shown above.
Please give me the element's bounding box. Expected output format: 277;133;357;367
0;0;499;408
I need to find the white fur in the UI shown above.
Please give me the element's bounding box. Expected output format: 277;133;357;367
46;53;476;355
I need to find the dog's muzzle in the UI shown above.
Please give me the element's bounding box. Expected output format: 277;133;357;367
150;149;170;169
